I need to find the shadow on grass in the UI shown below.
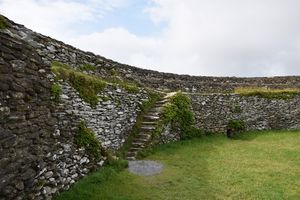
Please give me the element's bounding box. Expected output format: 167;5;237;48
231;131;260;141
229;129;300;141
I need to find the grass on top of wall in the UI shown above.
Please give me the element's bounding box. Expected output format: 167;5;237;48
0;16;8;29
235;87;300;99
51;61;140;107
52;62;107;107
55;130;300;200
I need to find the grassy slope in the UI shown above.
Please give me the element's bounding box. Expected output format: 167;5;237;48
55;131;300;200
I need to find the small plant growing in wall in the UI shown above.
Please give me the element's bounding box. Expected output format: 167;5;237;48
74;121;103;161
79;64;96;71
227;119;246;138
231;104;242;113
109;68;118;76
162;92;202;139
51;83;61;103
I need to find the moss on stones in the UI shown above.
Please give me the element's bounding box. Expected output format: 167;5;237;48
51;61;140;107
51;83;61;103
52;62;106;107
74;121;103;160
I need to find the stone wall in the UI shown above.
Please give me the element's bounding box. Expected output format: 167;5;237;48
190;94;300;133
0;28;60;199
1;14;300;200
55;81;149;150
2;15;300;93
0;18;150;200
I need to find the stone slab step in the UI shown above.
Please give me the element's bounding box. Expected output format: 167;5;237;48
143;115;160;121
129;147;142;151
133;138;149;143
156;99;169;104
163;92;177;99
126;151;138;157
142;122;157;125
132;142;145;148
151;107;163;112
146;112;160;116
140;126;156;130
137;134;151;140
126;156;136;161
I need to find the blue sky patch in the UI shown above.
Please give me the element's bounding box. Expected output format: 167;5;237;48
77;0;166;37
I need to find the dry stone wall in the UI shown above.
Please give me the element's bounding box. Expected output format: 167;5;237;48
0;17;150;200
0;29;65;199
190;94;300;133
55;81;149;150
1;14;300;200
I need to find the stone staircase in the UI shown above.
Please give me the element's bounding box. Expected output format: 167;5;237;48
125;96;171;160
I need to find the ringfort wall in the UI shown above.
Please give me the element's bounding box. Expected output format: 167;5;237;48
0;15;300;199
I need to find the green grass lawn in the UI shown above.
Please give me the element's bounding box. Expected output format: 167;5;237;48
55;131;300;200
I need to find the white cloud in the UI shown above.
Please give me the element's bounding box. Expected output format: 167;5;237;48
70;0;300;76
0;0;127;40
143;0;300;76
2;0;300;76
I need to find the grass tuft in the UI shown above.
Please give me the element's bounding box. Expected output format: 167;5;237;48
74;121;103;160
79;64;96;71
0;16;8;29
235;87;300;99
51;83;61;103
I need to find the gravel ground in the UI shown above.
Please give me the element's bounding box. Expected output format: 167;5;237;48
128;160;164;176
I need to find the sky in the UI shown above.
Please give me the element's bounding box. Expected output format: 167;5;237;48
1;0;300;77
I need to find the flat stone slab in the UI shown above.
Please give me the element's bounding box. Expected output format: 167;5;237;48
128;160;164;176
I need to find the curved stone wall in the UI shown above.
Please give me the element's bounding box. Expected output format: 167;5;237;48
1;14;300;200
2;15;300;93
190;93;300;133
0;16;150;200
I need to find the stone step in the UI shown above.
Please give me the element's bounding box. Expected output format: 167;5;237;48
163;92;177;99
146;112;160;116
156;99;169;104
141;121;157;125
129;147;142;151
154;103;165;107
131;142;145;148
151;107;163;112
126;151;138;157
133;138;149;143
126;157;136;161
137;134;151;140
125;97;171;161
140;126;156;131
143;115;160;121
